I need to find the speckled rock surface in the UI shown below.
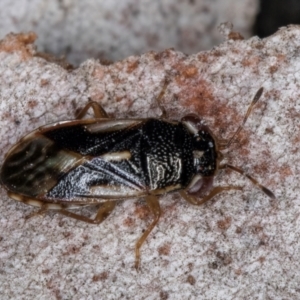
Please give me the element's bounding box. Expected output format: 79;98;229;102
0;0;258;64
0;27;299;299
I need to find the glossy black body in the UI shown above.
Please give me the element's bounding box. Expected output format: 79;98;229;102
1;118;217;203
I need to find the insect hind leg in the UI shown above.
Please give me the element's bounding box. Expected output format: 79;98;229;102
57;201;116;224
135;195;161;270
180;186;243;206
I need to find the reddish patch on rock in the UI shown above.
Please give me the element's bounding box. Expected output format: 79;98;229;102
234;268;242;275
250;224;263;234
134;202;151;220
115;95;125;102
292;136;300;154
177;79;242;138
231;48;241;55
177;79;215;113
197;52;210;63
2;111;11;119
277;164;293;181
40;79;49;86
187;262;194;271
275;53;286;63
126;59;139;73
62;231;72;238
235;226;242;234
235;147;250;159
182;65;198;78
252;157;270;177
28;99;38;109
0;32;37;60
228;31;244;40
153;49;178;61
63;244;81;255
254;42;264;50
123;216;135;227
158;243;171;256
90;91;105;102
287;106;300;120
211;50;224;57
160;291;169;300
216;251;232;266
269;65;278;74
92;272;108;281
187;274;196;285
93;67;105;80
217;217;232;231
241;55;260;68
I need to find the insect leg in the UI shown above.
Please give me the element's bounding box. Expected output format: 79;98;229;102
76;101;109;119
135;195;161;270
221;164;276;199
56;201;116;224
179;186;243;206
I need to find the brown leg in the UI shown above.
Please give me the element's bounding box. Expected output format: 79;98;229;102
76;101;109;119
221;164;276;199
180;186;243;206
56;201;116;224
135;195;161;270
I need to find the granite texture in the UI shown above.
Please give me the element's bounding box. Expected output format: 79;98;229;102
0;26;299;299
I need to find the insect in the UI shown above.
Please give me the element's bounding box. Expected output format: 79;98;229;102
0;83;275;269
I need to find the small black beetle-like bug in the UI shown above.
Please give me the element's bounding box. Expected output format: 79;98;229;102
0;84;275;268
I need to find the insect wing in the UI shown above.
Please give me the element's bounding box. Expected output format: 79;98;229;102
1;118;153;203
1;130;83;200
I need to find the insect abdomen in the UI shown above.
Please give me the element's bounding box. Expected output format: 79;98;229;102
1;132;80;198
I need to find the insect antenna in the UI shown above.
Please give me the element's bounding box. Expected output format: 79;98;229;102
221;163;276;199
223;87;264;149
217;88;275;199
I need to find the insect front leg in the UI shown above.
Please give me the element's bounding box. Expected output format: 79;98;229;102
56;201;116;224
76;101;109;119
135;195;161;270
179;186;243;206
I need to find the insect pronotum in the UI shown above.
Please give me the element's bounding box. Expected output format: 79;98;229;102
0;83;275;269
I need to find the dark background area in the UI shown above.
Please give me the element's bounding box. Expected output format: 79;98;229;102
254;0;300;37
